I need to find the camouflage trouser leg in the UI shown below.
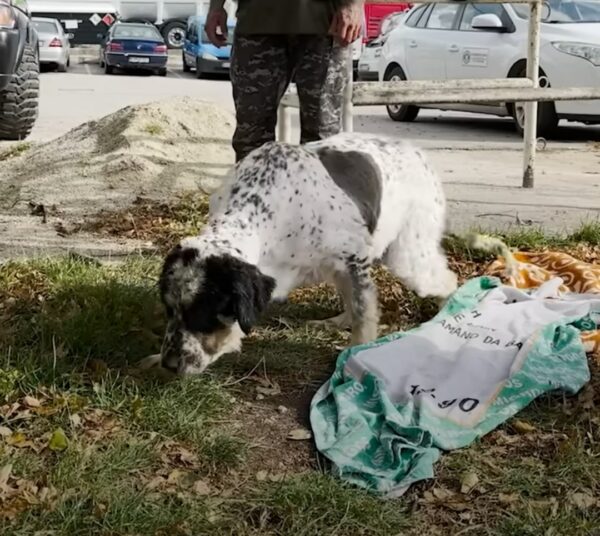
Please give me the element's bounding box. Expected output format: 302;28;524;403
230;34;349;162
230;35;291;162
293;36;349;145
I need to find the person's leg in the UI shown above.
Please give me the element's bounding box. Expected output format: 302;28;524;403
230;35;292;162
293;36;349;144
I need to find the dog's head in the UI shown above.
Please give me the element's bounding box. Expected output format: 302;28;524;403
158;245;275;375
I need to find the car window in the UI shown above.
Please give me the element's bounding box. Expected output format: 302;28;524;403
460;3;507;30
33;21;59;34
405;5;427;27
113;25;162;40
426;3;461;29
513;0;600;22
187;22;197;41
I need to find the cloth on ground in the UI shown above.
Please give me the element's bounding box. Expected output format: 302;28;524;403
310;276;600;497
486;250;600;353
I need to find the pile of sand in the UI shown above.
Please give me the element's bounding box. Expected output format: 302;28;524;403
0;97;236;217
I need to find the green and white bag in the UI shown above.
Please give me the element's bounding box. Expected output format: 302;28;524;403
310;277;600;497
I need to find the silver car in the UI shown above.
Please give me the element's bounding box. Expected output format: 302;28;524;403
32;17;70;72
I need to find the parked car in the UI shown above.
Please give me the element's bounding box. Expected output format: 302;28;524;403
32;16;70;72
358;11;407;81
0;0;39;140
99;21;168;76
380;0;600;135
182;15;234;78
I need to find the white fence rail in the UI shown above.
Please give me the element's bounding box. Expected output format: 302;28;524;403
277;0;600;189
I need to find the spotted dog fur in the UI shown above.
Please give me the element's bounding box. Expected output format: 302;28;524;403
159;133;457;374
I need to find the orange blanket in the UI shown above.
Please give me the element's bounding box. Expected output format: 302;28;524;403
486;251;600;354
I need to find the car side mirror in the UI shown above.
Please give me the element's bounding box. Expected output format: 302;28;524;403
471;13;506;32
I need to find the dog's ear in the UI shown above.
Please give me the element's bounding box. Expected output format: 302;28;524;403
230;262;275;334
203;255;276;334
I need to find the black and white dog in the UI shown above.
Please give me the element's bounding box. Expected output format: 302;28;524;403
158;133;457;374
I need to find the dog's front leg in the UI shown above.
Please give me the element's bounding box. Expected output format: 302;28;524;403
346;258;380;346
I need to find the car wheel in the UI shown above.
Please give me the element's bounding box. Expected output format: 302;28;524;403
57;62;67;73
0;43;39;140
67;56;70;68
158;68;167;77
162;21;186;49
195;58;203;79
510;67;558;138
105;61;114;75
384;66;419;122
182;51;191;73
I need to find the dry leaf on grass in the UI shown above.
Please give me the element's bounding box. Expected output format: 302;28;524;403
23;396;41;408
498;492;520;504
568;492;597;511
287;428;312;441
0;425;12;437
0;464;12;492
256;470;268;482
192;479;211;496
512;420;537;434
460;471;479;494
48;429;68;452
6;432;33;448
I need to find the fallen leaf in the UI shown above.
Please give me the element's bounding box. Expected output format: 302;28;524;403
256;470;268;482
568;492;597;511
268;473;285;483
432;487;455;501
69;414;82;428
23;396;41;408
512;420;537;434
167;469;185;485
460;471;479;494
192;479;211;495
6;432;28;447
499;492;520;504
145;476;165;491
256;383;281;397
48;429;68;452
0;464;12;491
0;425;12;437
287;428;312;441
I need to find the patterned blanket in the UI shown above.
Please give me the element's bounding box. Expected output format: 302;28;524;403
486;250;600;354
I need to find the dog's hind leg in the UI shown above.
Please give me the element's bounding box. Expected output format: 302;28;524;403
346;257;380;346
384;222;457;303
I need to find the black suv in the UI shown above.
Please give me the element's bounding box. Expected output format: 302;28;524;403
0;0;39;140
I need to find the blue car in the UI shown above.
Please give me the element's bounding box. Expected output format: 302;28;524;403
99;22;168;76
182;15;234;78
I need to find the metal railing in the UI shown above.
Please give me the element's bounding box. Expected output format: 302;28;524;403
276;0;600;188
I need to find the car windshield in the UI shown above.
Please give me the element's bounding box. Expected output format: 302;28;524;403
113;25;161;39
33;21;58;34
513;0;600;23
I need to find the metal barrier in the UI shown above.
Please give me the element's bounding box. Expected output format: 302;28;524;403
276;0;600;188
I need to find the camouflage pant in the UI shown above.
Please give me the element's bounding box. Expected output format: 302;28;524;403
230;34;349;162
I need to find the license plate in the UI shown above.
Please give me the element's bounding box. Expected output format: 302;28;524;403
129;57;150;64
222;62;230;69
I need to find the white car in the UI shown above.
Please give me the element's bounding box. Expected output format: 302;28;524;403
32;17;70;72
379;0;600;135
358;12;407;81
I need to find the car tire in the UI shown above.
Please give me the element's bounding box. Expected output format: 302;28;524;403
384;66;419;122
0;43;39;141
158;68;167;77
510;67;558;138
195;58;203;79
105;61;114;75
57;62;67;73
161;21;186;49
182;53;191;73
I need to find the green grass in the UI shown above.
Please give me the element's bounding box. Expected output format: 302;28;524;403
0;142;31;162
1;221;600;534
142;122;164;136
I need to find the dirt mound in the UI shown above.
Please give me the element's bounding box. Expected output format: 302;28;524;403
0;97;236;217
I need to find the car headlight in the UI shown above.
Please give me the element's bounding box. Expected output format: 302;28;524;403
201;52;218;61
0;5;16;29
552;42;600;66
